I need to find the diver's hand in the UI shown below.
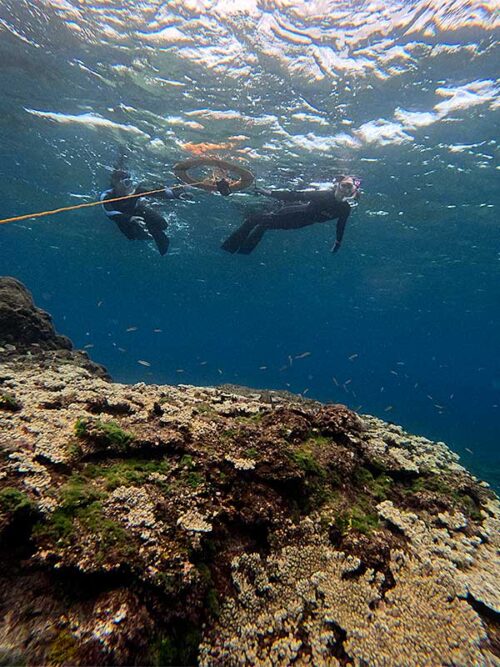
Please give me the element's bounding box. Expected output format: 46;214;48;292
254;186;272;197
165;185;193;201
331;241;341;253
130;215;145;226
164;186;181;199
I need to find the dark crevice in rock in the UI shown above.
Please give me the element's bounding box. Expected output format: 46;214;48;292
195;518;271;606
79;442;187;465
341;561;366;581
466;593;500;623
326;620;352;666
33;453;73;473
467;593;500;658
38;399;63;410
86;399;133;416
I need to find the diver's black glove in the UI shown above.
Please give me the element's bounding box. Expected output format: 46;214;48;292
216;179;232;196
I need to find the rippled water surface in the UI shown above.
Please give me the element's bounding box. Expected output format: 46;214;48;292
0;1;499;487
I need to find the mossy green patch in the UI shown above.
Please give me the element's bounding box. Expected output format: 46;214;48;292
333;505;380;536
305;434;331;447
66;440;83;460
244;447;259;460
196;563;220;618
186;471;204;489
288;447;342;512
179;455;194;469
176;455;204;489
75;418;134;451
220;428;239;441
354;467;392;501
34;499;135;562
349;506;380;534
235;412;264;425
74;417;88;438
85;459;170;491
195;403;216;416
59;475;103;511
47;629;79;665
152;625;201;667
0;487;33;514
33;476;135;561
290;448;326;477
404;475;483;520
0;392;21;411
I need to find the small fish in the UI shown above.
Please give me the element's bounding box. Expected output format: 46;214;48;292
118;347;126;352
217;369;223;375
348;354;358;361
84;344;94;349
153;328;162;333
380;387;385;392
138;360;151;367
279;365;288;371
344;379;352;385
434;404;444;409
465;447;473;454
126;326;138;332
384;405;394;412
396;361;405;366
176;369;184;373
288;355;293;366
414;382;419;389
302;388;309;395
426;395;434;400
449;393;454;399
200;361;208;366
97;301;103;307
295;352;311;360
354;405;363;411
259;366;267;370
390;370;398;376
332;376;339;386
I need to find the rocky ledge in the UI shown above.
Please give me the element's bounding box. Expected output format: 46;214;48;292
0;277;498;666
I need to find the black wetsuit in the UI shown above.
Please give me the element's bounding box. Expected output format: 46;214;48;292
101;173;180;256
222;189;351;254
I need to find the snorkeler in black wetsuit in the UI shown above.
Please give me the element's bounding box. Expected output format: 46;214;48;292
101;162;189;256
221;176;361;254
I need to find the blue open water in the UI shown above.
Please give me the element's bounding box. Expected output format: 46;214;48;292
0;1;498;488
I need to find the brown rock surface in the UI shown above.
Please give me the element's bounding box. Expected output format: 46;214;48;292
0;276;109;379
0;280;498;666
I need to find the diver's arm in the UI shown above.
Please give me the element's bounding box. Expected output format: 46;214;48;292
258;188;331;204
135;184;192;200
331;210;350;253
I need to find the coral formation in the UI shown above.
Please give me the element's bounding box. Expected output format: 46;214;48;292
0;276;498;666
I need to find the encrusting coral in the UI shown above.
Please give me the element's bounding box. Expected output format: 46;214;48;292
0;276;498;666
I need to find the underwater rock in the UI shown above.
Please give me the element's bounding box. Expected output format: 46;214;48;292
0;276;71;351
0;278;498;666
0;276;109;379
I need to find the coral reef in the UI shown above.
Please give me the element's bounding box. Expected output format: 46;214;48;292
0;276;498;666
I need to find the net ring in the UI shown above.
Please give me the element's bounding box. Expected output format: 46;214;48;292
173;158;254;192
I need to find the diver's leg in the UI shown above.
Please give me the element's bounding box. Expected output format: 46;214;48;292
141;207;170;256
221;217;260;253
237;225;267;254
